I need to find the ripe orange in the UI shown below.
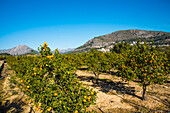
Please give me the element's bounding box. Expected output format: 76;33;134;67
91;92;94;95
36;107;39;111
47;107;52;111
54;93;57;96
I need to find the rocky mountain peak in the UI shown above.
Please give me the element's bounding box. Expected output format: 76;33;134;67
0;45;38;55
74;29;170;53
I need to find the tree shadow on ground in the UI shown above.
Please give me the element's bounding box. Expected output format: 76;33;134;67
78;67;88;71
77;75;142;100
123;98;170;113
77;75;170;112
100;70;117;76
0;62;4;79
0;92;27;113
165;80;170;84
0;62;28;113
147;91;170;110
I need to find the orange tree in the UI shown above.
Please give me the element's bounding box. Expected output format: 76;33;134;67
7;42;97;113
85;49;112;84
117;40;169;100
99;52;112;73
61;53;83;74
80;52;89;66
111;42;131;53
104;52;119;73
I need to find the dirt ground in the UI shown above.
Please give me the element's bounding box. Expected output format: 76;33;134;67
0;63;170;113
0;63;33;113
76;69;170;113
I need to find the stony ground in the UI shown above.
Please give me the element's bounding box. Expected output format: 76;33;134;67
0;63;170;113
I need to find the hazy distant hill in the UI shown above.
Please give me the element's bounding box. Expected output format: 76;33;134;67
74;29;170;52
52;48;75;54
0;45;38;55
58;48;74;54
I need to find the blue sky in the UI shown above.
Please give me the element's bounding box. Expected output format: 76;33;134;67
0;0;170;50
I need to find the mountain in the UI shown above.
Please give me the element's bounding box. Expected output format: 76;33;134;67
58;48;74;54
52;48;74;54
0;45;38;55
74;29;170;52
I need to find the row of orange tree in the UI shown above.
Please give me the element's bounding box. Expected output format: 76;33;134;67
7;42;97;113
77;40;169;100
116;40;169;100
80;49;118;84
7;40;169;113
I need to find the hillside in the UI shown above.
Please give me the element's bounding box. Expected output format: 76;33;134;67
74;29;170;52
58;48;75;54
0;45;38;55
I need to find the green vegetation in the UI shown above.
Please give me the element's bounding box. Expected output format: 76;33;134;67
5;40;170;112
117;40;169;100
111;42;131;53
7;42;97;113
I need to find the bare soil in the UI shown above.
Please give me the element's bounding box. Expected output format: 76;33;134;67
0;63;170;113
0;63;31;113
76;69;170;113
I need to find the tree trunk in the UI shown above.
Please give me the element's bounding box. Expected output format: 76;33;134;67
109;69;111;75
96;74;99;84
142;85;147;100
93;71;99;84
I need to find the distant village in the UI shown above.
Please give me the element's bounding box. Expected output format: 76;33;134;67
97;41;169;52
